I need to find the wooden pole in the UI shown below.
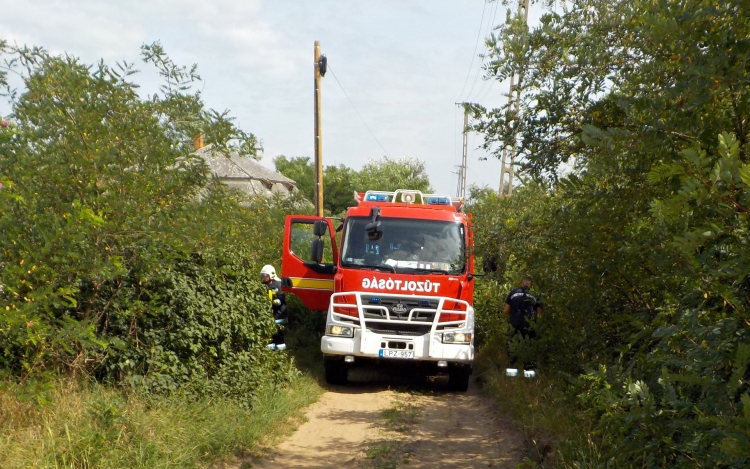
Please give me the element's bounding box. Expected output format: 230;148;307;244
314;41;324;217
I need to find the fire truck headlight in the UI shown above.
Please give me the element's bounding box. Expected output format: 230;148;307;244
442;332;471;344
326;325;354;338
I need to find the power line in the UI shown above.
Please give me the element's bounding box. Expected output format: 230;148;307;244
466;0;501;102
456;0;488;102
477;76;498;103
469;0;501;102
327;64;393;158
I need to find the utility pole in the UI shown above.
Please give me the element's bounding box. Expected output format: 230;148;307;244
499;0;530;196
314;41;327;217
456;103;470;200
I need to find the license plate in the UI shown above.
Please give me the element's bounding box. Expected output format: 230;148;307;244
379;349;414;359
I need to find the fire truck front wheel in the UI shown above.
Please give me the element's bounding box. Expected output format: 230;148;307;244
448;365;471;392
324;358;348;386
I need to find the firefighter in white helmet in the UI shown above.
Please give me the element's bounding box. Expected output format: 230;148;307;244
260;265;287;351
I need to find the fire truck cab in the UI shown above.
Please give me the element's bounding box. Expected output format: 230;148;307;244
281;189;475;391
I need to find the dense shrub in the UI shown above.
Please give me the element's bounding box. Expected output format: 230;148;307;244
0;41;300;400
469;1;750;465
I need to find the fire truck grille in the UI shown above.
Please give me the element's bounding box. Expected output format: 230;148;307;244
366;323;432;336
352;295;453;335
361;295;439;308
362;309;436;321
361;295;439;321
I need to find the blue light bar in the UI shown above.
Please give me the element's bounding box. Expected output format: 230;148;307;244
366;194;391;202
419;300;430;306
369;297;381;304
426;196;451;205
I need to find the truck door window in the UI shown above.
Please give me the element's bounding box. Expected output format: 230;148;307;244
290;221;334;264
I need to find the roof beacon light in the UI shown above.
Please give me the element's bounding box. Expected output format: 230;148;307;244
426;196;452;205
359;190;459;210
365;192;392;202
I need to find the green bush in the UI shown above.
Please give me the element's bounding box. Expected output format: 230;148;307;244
0;41;298;400
469;1;750;463
469;147;750;467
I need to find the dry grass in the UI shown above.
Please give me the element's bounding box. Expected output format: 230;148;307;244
0;374;323;469
474;339;595;467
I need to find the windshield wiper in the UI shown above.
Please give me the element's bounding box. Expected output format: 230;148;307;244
400;267;450;275
348;264;397;273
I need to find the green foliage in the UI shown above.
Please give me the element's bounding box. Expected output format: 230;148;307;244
273;156;355;215
471;0;750;466
356;156;432;194
324;163;357;216
0;42;297;400
273;155;433;215
472;277;511;348
273;156;315;202
101;243;296;398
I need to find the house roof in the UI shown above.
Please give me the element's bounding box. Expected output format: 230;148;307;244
194;144;296;188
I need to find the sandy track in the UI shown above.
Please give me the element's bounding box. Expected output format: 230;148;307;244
253;366;523;469
405;387;522;468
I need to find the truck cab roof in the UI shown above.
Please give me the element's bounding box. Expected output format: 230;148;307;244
351;190;464;218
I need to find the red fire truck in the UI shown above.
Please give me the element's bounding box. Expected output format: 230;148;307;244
281;189;476;391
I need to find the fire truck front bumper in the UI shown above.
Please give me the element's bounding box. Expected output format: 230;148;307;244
321;329;474;363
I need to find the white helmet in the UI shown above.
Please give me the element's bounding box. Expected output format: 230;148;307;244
260;264;277;278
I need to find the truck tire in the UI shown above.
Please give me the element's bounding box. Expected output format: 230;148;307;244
448;366;470;392
324;359;348;385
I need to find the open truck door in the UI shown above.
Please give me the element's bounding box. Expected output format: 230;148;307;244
281;216;338;311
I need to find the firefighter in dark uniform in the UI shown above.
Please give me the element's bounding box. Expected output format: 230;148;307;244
504;276;543;368
261;265;287;351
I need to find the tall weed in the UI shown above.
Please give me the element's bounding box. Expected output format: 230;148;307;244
0;375;322;468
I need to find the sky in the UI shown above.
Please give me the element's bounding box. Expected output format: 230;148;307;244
0;0;545;196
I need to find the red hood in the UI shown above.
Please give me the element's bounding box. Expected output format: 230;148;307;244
336;268;465;300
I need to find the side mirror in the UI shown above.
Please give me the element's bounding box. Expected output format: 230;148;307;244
482;257;498;273
310;238;324;264
313;220;328;237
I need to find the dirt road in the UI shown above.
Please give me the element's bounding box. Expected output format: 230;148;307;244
253;366;524;468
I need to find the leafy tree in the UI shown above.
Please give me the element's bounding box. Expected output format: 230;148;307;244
470;0;750;466
274;155;432;215
273;156;356;215
323;163;356;215
354;156;432;193
0;41;295;399
273;155;315;201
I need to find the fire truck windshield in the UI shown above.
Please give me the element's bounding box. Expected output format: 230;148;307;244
340;217;465;274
